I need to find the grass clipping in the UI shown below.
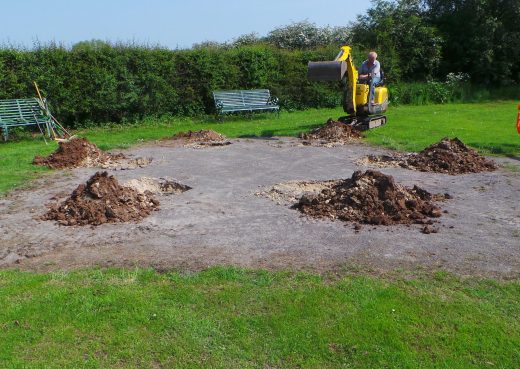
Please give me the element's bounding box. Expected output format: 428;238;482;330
44;172;159;226
297;170;449;228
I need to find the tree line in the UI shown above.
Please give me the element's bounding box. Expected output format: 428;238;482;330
222;0;520;85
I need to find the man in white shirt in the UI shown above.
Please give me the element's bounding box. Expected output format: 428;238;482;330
358;51;381;104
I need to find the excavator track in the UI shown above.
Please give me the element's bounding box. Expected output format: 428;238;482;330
338;115;387;131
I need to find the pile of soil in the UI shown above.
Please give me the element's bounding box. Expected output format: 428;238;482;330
43;172;159;226
405;137;496;174
361;138;496;174
33;138;125;169
299;119;362;145
297;170;449;228
173;130;227;142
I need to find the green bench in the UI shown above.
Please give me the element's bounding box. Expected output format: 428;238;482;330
213;89;279;119
0;98;58;141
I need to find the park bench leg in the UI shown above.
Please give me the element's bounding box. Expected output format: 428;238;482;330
2;126;8;141
46;122;52;138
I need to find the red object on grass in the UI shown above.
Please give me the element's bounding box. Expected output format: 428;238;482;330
517;104;520;135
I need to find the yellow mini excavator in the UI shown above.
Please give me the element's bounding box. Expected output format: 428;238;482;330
307;46;389;130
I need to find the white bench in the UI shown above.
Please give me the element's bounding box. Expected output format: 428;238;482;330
213;89;279;118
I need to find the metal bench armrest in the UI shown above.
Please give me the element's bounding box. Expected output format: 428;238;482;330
215;99;224;115
268;96;279;106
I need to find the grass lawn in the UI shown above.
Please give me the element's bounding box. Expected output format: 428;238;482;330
365;101;520;155
0;268;519;368
1;101;519;195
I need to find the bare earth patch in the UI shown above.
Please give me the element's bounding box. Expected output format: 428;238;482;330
255;180;340;205
2;139;519;277
125;177;192;195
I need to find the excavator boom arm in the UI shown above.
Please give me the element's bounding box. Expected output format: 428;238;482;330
308;46;358;114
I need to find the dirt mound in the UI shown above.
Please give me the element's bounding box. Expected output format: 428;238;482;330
297;170;449;228
360;138;496;174
173;130;227;142
405;137;496;174
299;119;362;146
169;130;232;148
43;172;159;226
125;177;192;195
33;138;126;169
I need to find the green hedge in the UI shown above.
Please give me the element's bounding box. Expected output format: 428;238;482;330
389;82;519;105
1;43;517;126
0;44;355;126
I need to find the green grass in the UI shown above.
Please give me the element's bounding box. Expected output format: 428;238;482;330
1;101;519;195
0;139;56;194
0;268;518;368
365;101;520;155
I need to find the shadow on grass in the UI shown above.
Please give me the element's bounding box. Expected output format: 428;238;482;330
210;112;280;124
237;125;321;139
468;142;520;157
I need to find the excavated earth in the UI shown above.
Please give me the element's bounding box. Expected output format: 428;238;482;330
33;137;151;170
361;137;497;174
173;129;226;142
43;172;160;226
296;170;449;232
299;119;362;146
169;130;232;148
1;138;519;278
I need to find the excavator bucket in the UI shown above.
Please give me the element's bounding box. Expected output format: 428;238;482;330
307;61;347;81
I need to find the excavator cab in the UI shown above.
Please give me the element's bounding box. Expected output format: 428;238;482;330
307;46;388;130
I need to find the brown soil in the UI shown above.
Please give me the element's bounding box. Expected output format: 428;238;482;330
172;130;227;142
33;138;126;169
405;137;496;174
43;172;159;226
297;170;449;228
362;138;496;174
299;119;362;145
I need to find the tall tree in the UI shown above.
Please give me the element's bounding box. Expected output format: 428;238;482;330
351;0;442;81
424;0;520;84
265;21;351;49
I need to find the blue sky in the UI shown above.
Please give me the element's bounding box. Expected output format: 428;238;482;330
0;0;370;49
